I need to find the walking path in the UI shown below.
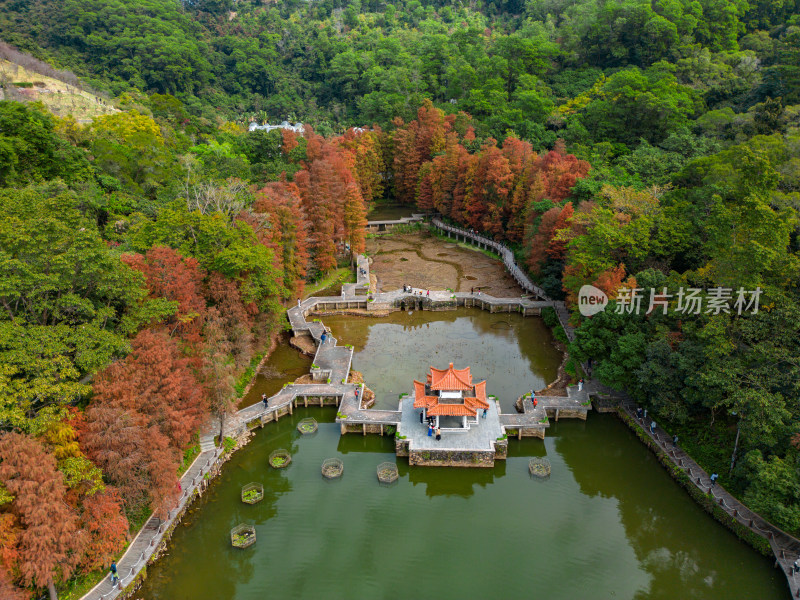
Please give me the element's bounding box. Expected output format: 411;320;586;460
618;399;800;598
84;226;799;599
428;218;576;341
82;442;221;600
365;213;425;231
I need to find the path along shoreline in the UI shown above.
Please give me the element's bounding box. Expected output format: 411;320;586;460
81;221;800;600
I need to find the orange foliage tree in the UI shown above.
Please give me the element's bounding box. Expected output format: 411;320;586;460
252;181;309;296
123;247;207;347
0;433;85;600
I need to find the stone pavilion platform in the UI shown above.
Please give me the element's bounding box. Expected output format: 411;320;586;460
395;396;506;467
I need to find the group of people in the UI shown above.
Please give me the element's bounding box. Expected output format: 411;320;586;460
420;412;442;440
402;284;430;297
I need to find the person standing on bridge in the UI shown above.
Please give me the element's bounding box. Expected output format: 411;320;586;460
262;394;268;410
578;378;584;391
793;558;799;574
650;421;656;434
297;298;301;308
710;473;719;487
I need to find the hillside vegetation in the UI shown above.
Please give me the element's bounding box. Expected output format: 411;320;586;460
0;1;798;598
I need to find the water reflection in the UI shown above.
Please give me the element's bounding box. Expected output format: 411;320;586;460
553;417;783;599
324;309;561;412
403;461;506;498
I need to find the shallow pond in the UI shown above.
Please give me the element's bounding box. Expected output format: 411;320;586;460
243;309;561;413
141;312;785;600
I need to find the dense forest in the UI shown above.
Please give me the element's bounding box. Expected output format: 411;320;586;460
0;0;799;597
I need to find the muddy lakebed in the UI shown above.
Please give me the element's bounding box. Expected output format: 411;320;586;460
135;234;786;600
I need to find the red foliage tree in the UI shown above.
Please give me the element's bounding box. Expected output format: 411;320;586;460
281;129;299;154
92;329;205;450
0;566;25;600
79;488;129;572
527;206;564;273
391;119;421;205
123;247;207;346
334;127;386;204
545;202;574;261
253;181;309;296
342;182;368;256
205;273;255;368
79;403;179;519
0;433;85;600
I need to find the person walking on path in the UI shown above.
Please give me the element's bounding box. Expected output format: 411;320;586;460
297;298;301;308
636;407;643;420
643;408;647;420
110;561;119;585
435;427;441;441
321;332;326;344
578;378;583;391
428;423;433;437
710;473;719;487
672;434;678;448
341;289;346;299
262;394;268;410
793;558;799;574
426;290;430;297
650;421;656;434
483;408;488;418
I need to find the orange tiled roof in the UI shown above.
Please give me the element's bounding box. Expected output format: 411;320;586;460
412;380;439;409
428;403;477;417
471;380;490;409
429;362;473;391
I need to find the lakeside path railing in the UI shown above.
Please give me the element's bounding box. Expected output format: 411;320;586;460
428;218;575;342
83;241;800;599
618;399;800;598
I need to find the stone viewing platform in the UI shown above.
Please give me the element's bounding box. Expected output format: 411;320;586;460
396;396;505;467
211;246;595;470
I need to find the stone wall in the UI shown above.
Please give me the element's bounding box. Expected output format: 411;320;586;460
504;427;545;440
494;439;508;459
409;448;495;467
395;438;410;457
546;408;588;421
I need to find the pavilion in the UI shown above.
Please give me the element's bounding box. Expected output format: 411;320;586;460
413;363;490;431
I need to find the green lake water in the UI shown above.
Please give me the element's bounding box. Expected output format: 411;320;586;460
139;311;786;600
366;203;416;221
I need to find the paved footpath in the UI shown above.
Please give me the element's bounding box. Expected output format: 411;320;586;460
83;239;800;600
619;399;800;598
82;441;221;600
